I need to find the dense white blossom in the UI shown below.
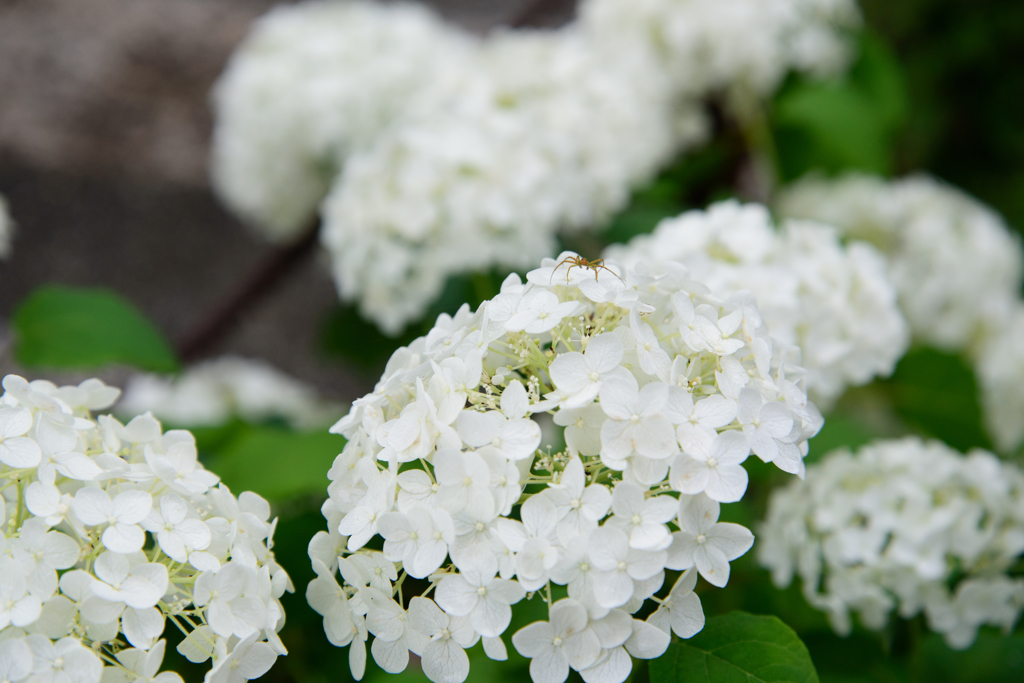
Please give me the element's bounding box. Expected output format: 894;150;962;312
0;374;291;683
579;0;860;115
0;194;11;259
777;173;1024;352
213;0;862;333
310;252;821;683
320;27;697;334
210;0;475;241
606;200;909;406
758;437;1024;649
118;356;342;429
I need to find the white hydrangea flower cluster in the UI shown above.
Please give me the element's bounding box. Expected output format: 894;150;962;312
758;437;1024;650
605;200;909;407
579;0;861;115
777;173;1024;451
210;0;475;241
0;193;12;259
320;27;694;334
0;374;292;683
118;355;343;430
310;252;822;683
777;173;1024;352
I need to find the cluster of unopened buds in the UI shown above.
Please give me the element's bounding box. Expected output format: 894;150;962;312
0;375;291;683
311;252;823;683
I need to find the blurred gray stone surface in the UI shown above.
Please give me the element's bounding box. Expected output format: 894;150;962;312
0;0;572;401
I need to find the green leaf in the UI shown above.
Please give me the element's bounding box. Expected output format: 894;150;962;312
319;270;510;377
319;303;420;378
772;31;909;180
775;85;891;176
599;141;736;247
204;425;345;500
601;202;683;246
13;285;179;373
806;415;879;464
850;33;910;132
651;611;819;683
913;630;1024;683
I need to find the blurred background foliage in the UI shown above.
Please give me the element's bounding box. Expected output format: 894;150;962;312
4;0;1024;682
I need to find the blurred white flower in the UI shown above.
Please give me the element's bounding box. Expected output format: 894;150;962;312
758;437;1024;649
777;173;1024;353
210;0;474;241
119;355;343;430
976;304;1024;452
580;0;860;116
606;200;910;407
321;28;692;334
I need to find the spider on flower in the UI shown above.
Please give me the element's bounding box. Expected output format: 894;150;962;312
548;254;624;284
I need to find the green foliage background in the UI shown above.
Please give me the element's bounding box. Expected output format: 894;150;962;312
9;1;1024;682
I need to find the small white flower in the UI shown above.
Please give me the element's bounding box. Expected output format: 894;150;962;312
506;290;584;334
24;635;102;683
338;468;395;551
456;381;541;462
376;379;459;465
496;496;560;591
8;518;79;598
542;458;611;546
206;633;278;683
377;506;455;579
72;488;153;554
549;333;632;409
598;377;678;463
604;481;677;551
145;440;219;495
396;469;440;513
141;493;212;563
437;546;525;637
429;351;483;424
649;569;705;639
194;563;265;639
306;563;357;648
512;598;601;683
359;588;427;674
0;561;41;630
90;552;168;610
407;597;477;683
672;392;737;451
553;405;606;456
24;483;72;526
103;640;184;683
670;430;750;502
736;388;795;465
666;494;753;587
0;406;41;469
433;449;497;518
0;638;33;683
550;536;598;601
588;527;666;608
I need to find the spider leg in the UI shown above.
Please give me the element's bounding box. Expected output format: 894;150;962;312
549;256;576;284
594;263;624;283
